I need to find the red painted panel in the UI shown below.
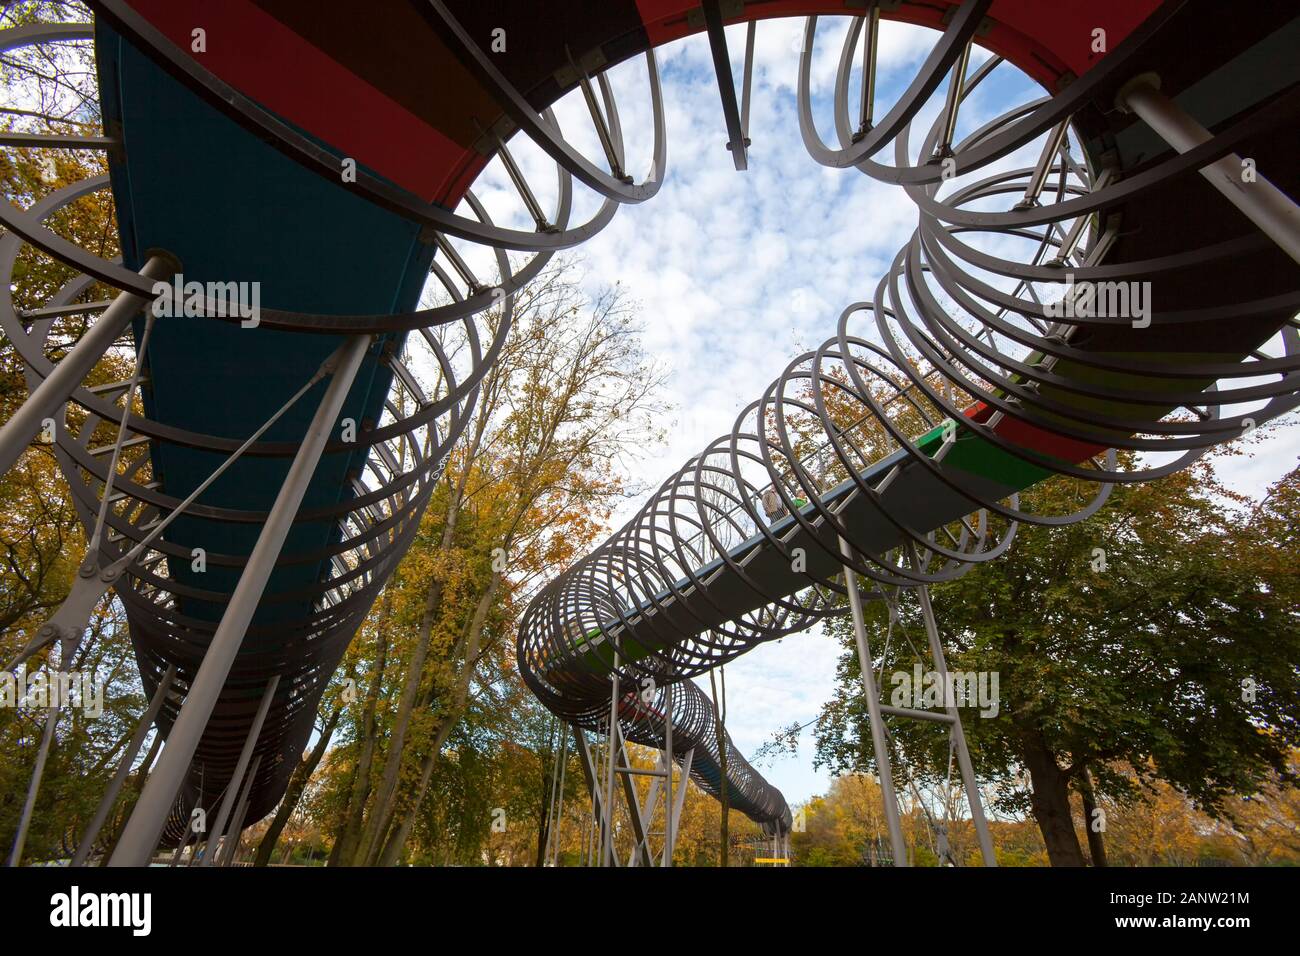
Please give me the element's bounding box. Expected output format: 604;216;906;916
964;400;1109;464
634;0;1164;86
989;0;1164;78
124;0;468;202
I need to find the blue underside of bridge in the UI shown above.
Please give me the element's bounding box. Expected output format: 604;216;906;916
95;23;434;629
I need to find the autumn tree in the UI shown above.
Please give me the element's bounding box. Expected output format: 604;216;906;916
0;5;161;863
266;257;666;866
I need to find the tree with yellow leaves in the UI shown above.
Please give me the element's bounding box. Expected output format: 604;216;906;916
258;256;666;866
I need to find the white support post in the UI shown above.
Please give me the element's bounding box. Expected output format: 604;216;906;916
666;747;693;865
71;665;176;866
601;650;620;867
663;680;675;867
914;574;997;866
200;676;279;865
219;752;262;867
0;253;176;477
109;335;371;866
1117;74;1300;265
839;537;908;866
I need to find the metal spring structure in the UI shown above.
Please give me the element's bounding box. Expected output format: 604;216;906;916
1;0;1297;860
517;1;1300;835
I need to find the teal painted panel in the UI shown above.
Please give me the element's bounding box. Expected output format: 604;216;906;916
96;24;436;627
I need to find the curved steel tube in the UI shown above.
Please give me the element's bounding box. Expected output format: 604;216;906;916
518;5;1300;833
4;1;1298;846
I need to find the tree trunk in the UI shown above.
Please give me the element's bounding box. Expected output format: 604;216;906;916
1077;764;1108;867
535;719;556;867
254;705;341;866
375;575;499;865
376;716;457;866
1020;733;1086;866
356;466;476;865
355;580;445;864
333;622;390;866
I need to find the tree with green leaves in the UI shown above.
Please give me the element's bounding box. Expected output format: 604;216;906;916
815;447;1300;866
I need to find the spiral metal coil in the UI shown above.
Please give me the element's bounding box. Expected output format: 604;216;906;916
519;3;1300;831
3;0;1298;844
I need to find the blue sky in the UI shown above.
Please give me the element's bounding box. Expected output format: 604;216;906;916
462;19;1300;805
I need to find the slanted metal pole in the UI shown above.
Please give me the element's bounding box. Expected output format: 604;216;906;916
858;3;881;135
0;253;175;477
702;0;750;170
914;573;997;866
7;682;60;866
169;820;194;867
663;680;675;867
551;731;569;866
555;739;569;864
573;726;595;867
97;731;161;866
613;727;655;868
580;748;593;867
626;751;667;867
71;665;176;866
933;40;971;160
7;634;80;866
542;716;562;853
839;537;908;865
1117;75;1300;265
109;334;371;866
572;726;613;867
1015;118;1071;209
220;752;261;867
201;675;278;865
601;651;620;866
740;20;756;142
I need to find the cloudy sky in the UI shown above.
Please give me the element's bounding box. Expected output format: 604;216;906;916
463;18;1299;805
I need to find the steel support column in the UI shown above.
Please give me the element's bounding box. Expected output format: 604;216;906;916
601;650;620;866
625;750;666;867
663;680;676;866
6;679;61;866
612;726;656;868
857;3;880;136
912;566;997;867
219;752;262;866
839;537;908;866
109;334;371;866
666;748;693;866
1117;75;1300;265
201;675;278;865
932;40;971;160
71;664;176;866
702;0;750;170
6;631;82;867
572;726;618;867
0;253;175;476
542;721;568;866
